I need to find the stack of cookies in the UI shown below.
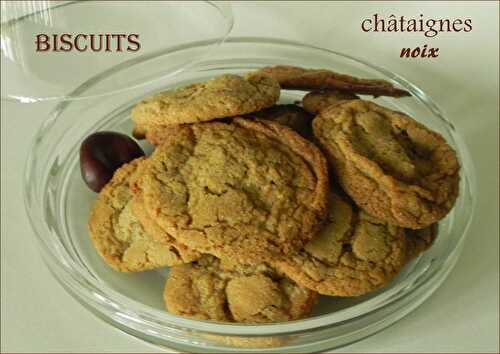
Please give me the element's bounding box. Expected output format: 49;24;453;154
88;66;460;323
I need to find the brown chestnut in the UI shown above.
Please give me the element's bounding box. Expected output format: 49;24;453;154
80;131;144;192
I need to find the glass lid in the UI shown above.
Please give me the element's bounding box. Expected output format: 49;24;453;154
1;1;233;103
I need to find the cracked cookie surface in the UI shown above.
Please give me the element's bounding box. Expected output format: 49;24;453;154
313;100;459;229
164;255;318;323
302;90;359;114
88;159;200;272
131;196;201;263
254;65;410;97
274;193;422;296
132;74;280;138
136;118;329;263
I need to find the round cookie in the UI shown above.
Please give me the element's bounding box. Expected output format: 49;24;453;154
136;118;329;264
130;196;201;263
88;158;199;272
302;90;359;114
254;65;410;97
274;193;411;297
132;74;280;138
164;255;318;323
313;100;459;229
143;105;313;146
245;104;313;138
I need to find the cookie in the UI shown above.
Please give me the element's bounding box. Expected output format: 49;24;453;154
131;74;280;138
245;104;313;138
274;193;411;296
88;158;199;272
135;118;329;264
164;255;318;323
254;65;410;97
130;196;201;263
302;90;359;114
313;100;459;229
143;105;313;146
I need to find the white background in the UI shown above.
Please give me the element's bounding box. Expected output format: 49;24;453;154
1;1;499;352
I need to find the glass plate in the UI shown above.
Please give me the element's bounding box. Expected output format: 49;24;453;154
24;37;476;353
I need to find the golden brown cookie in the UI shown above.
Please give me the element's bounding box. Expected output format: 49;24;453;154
164;255;318;323
313;100;459;229
244;104;313;138
130;197;201;263
131;74;280;138
302;90;359;114
143;105;313;146
88;158;199;272
254;65;410;97
274;193;410;296
135;118;329;264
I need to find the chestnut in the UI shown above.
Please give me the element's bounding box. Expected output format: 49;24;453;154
80;131;144;192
